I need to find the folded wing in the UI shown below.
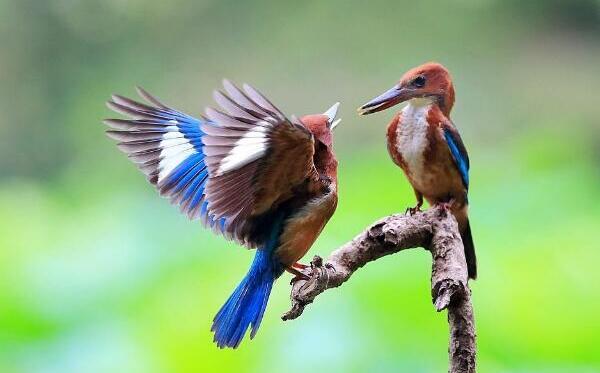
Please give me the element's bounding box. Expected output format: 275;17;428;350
443;123;470;190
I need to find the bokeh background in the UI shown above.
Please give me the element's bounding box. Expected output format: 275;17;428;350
1;0;600;372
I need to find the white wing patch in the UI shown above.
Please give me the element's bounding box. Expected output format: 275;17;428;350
158;120;198;182
216;125;270;175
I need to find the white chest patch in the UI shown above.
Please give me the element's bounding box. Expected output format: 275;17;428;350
396;98;433;186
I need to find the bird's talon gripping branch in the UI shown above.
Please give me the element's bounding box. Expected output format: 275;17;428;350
292;262;309;270
405;205;422;216
436;198;456;212
285;205;476;372
310;255;324;269
289;276;306;285
286;267;311;284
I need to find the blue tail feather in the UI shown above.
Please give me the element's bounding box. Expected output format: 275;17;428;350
211;248;281;348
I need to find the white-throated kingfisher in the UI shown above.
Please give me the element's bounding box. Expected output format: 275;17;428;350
358;62;476;279
104;81;341;348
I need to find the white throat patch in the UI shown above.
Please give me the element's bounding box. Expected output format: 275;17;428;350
396;98;434;186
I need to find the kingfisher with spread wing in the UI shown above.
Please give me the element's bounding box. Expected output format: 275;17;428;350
104;81;341;348
358;62;477;279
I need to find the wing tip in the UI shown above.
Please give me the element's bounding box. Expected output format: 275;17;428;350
105;129;121;140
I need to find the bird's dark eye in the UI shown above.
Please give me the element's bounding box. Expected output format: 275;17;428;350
412;75;426;88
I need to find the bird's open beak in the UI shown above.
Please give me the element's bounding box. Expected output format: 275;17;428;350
324;102;342;130
357;85;410;115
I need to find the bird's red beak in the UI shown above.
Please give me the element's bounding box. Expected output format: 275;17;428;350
357;84;411;115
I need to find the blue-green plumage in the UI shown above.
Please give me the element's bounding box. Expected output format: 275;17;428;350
212;217;285;348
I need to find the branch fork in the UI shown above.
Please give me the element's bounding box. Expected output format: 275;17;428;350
283;205;476;373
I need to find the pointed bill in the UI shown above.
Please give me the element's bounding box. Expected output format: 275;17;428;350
324;102;341;129
329;118;341;130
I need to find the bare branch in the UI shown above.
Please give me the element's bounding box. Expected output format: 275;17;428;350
282;205;476;373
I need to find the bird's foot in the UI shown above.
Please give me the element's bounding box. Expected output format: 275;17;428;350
405;205;423;216
436;198;456;211
286;266;310;284
292;262;308;270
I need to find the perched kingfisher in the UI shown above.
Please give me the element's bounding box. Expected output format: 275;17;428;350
104;81;341;348
358;62;476;279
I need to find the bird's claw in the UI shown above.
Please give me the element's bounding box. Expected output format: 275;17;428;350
436;198;456;211
405;205;422;216
289;273;310;285
292;262;308;270
288;256;330;285
286;266;310;284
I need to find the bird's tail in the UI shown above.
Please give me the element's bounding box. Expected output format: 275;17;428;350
462;219;477;280
211;248;280;349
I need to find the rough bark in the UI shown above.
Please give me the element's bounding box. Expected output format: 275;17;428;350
282;205;476;373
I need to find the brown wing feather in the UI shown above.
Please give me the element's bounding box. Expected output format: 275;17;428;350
252;120;316;214
201;81;318;247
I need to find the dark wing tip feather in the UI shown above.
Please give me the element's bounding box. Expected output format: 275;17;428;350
221;80;270;118
106;100;138;117
103;118;118;127
105;130;124;141
213;89;263;122
111;94;156;112
222;79;234;90
135;86;169;109
241;83;284;119
105;100;118;112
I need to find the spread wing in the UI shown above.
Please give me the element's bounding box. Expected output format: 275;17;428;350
443;123;470;190
104;87;211;218
105;82;319;249
201;81;318;247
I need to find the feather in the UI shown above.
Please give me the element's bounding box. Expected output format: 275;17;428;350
242;83;284;119
213;90;262;121
135;86;170;109
443;126;470;189
222;80;269;117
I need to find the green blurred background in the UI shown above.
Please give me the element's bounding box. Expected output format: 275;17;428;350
1;0;600;372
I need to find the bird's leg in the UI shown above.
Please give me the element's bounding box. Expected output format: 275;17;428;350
286;266;310;284
405;190;424;215
436;197;456;211
292;262;308;270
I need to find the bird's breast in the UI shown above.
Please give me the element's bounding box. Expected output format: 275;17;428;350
391;101;465;203
394;102;432;189
274;190;337;266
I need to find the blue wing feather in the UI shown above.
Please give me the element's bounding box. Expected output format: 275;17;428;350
105;89;213;221
443;127;470;190
106;83;315;250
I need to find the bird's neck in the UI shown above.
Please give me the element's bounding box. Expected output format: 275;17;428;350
407;97;435;109
402;97;449;123
322;154;338;184
314;146;338;185
401;97;434;124
442;84;455;117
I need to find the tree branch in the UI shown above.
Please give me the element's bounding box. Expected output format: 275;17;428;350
282;205;476;373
